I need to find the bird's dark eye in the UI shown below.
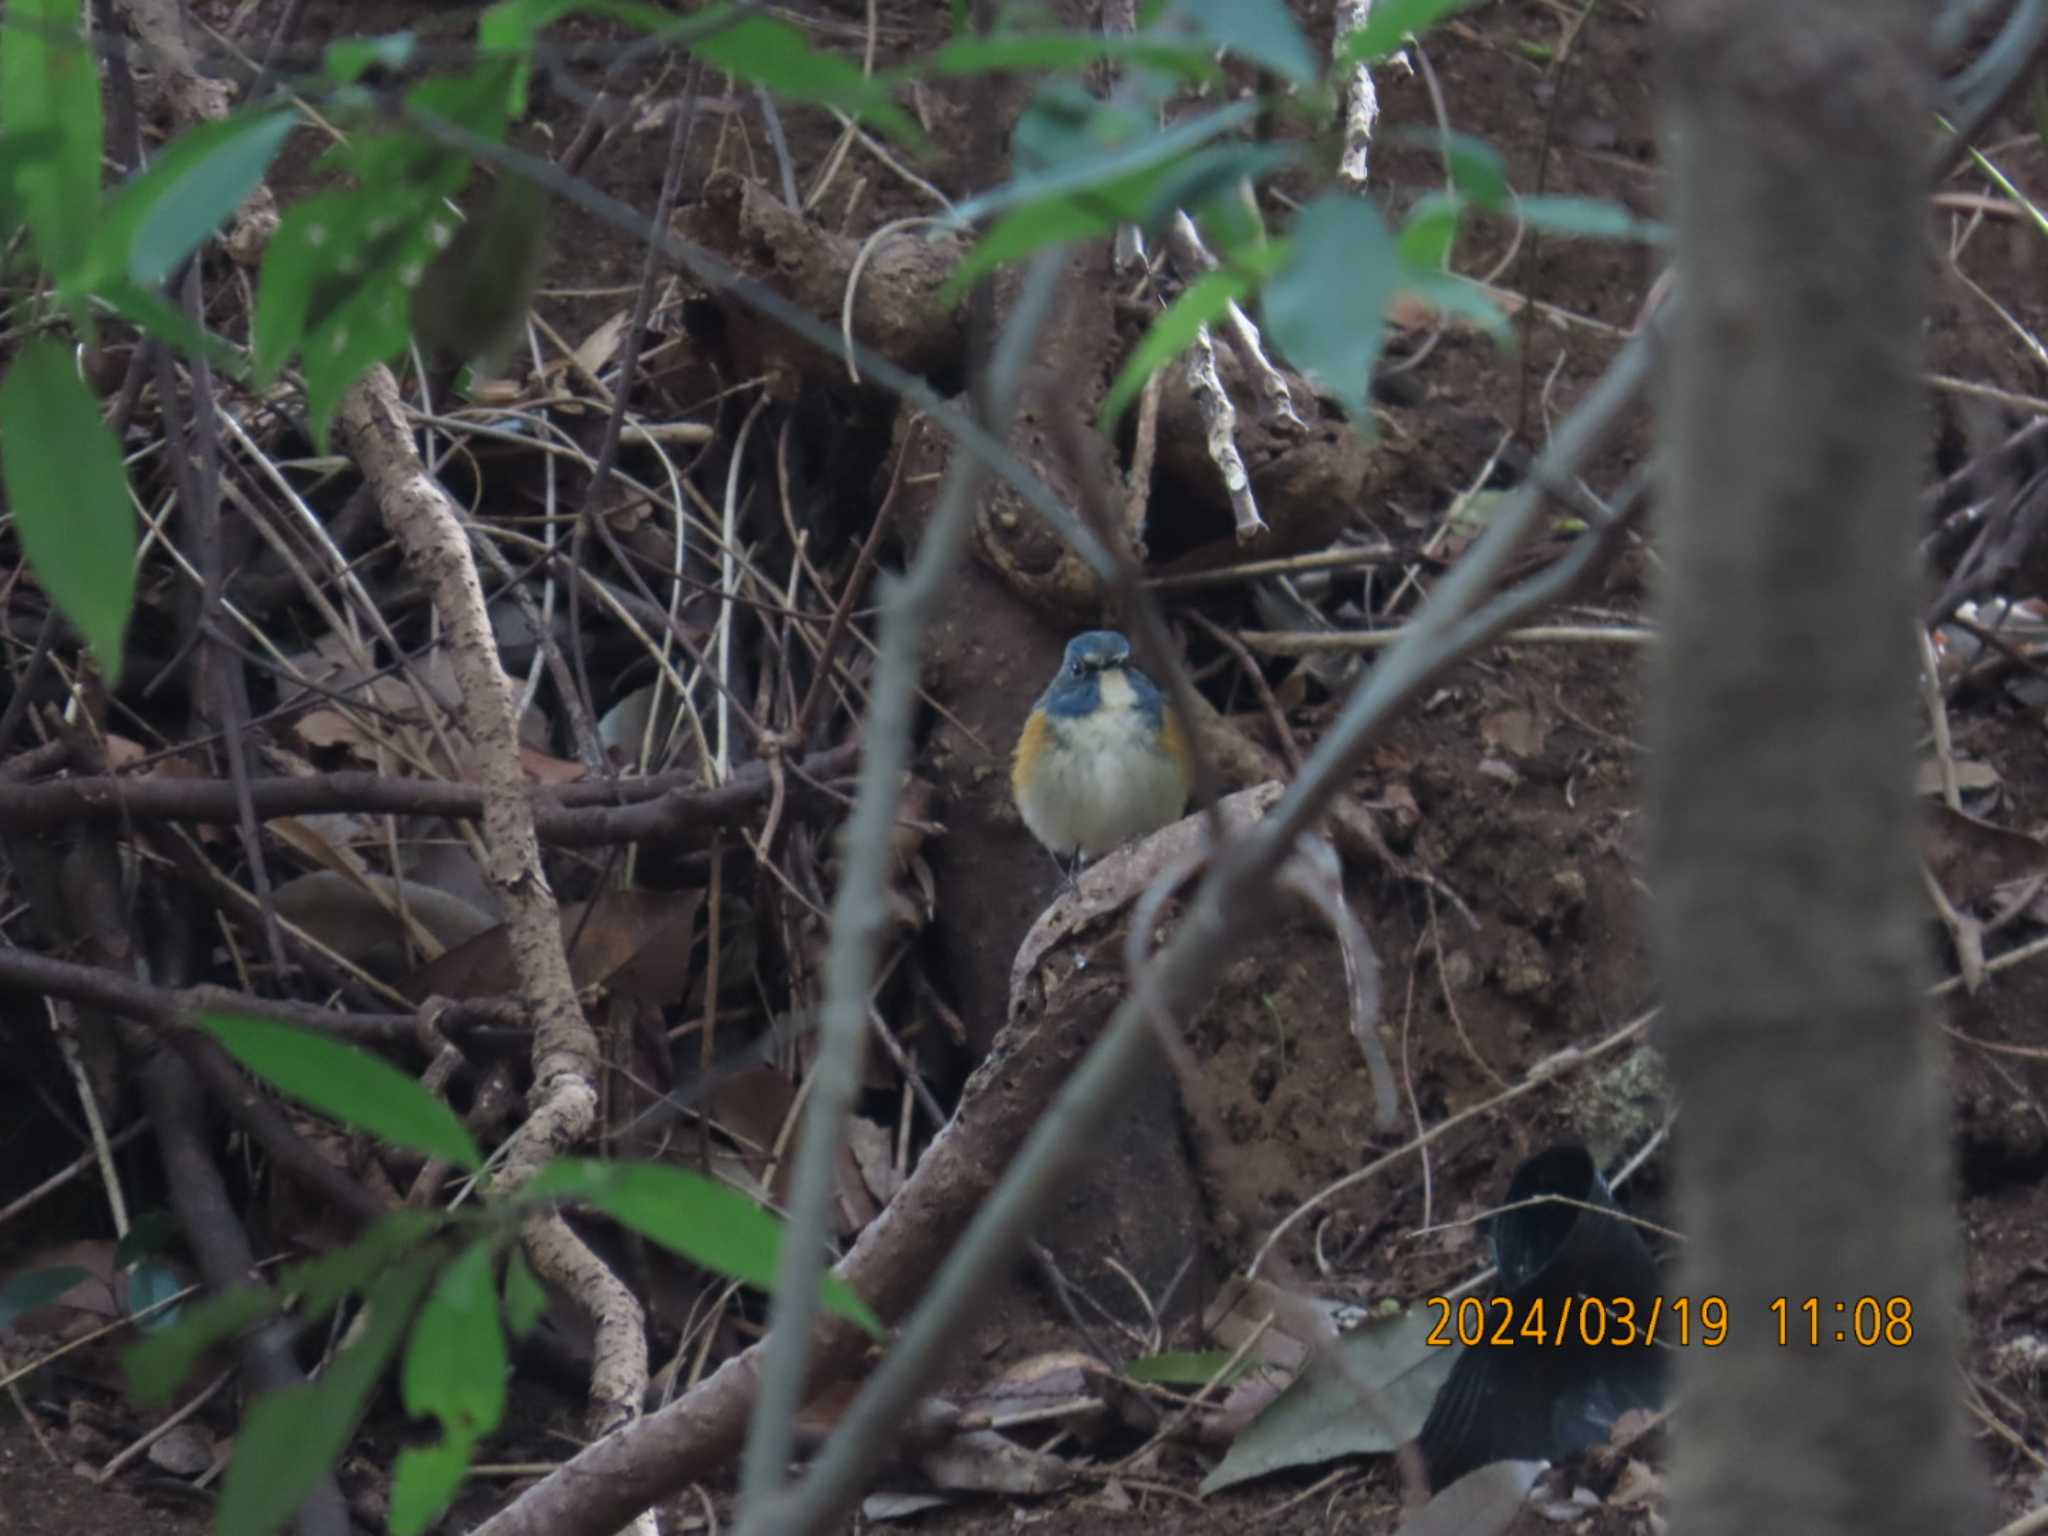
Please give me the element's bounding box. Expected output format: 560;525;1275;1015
1068;661;1084;678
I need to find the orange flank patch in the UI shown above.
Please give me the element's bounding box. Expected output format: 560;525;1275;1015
1012;708;1052;799
1158;705;1193;780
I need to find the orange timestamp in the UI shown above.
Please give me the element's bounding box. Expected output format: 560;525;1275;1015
1424;1294;1726;1349
1770;1296;1915;1346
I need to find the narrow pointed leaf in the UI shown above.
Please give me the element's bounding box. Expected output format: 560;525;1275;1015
100;110;298;287
1178;0;1316;84
0;1266;92;1331
390;1434;479;1536
502;1248;547;1338
527;1159;883;1336
692;15;920;145
217;1253;438;1536
389;1241;504;1535
916;30;1215;80
1262;193;1399;422
1513;194;1670;243
402;1241;507;1434
126;1286;276;1403
0;339;137;682
0;0;104;278
945;100;1258;230
1100;267;1251;427
197;1013;482;1170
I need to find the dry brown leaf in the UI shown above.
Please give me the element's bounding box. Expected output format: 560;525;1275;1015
1480;707;1550;759
845;1114;902;1208
916;1429;1077;1496
1396;1460;1546;1536
104;734;149;768
1924;803;2048;909
1915;758;2001;798
272;870;497;980
571;309;632;380
519;743;587;784
404;887;704;1004
1608;1457;1665;1509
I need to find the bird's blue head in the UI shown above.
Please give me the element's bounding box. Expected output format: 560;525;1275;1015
1038;630;1164;722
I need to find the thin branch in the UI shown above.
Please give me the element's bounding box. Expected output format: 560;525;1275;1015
733;251;1066;1530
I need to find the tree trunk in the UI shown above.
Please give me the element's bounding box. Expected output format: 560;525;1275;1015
1650;4;1985;1533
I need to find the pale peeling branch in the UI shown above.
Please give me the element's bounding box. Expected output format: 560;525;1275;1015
1183;325;1264;542
336;367;649;1445
1166;211;1304;431
1334;0;1383;191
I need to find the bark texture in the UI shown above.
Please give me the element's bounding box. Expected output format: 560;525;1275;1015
1651;4;1983;1533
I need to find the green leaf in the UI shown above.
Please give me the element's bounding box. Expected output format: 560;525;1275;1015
1401;270;1510;339
0;1266;92;1331
1437;131;1510;212
1099;267;1251;427
113;1209;181;1269
1011;80;1150;175
301;265;422;447
1125;1349;1260;1386
88;110;296;290
1513;194;1670;242
527;1160;884;1337
98;277;253;377
479;0;671;114
944;195;1118;298
327;58;512;189
218;1252;438;1536
197;1014;483;1171
915;30;1216;81
405;58;519;144
389;1241;504;1536
1262;192;1399;422
253;187;369;382
127;1262;186;1332
403;1241;507;1437
1333;0;1483;69
126;1217;440;1408
944;141;1292;299
283;1210;443;1318
501;1248;546;1338
1397;191;1462;271
945;98;1259;230
0;128;61;238
1145;142;1297;227
1200;1308;1457;1494
1188;175;1269;257
250;180;446;434
411;173;548;368
390;1434;478;1536
1175;0;1316;85
693;16;920;145
0;0;104;282
125;1286;276;1403
0;339;138;682
480;0;673;54
323;31;416;85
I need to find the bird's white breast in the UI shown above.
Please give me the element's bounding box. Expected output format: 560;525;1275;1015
1017;670;1190;858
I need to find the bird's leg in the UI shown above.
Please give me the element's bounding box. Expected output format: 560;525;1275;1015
1045;845;1084;894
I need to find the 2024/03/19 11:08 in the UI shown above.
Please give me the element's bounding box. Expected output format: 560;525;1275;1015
1772;1296;1916;1346
1423;1294;1918;1348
